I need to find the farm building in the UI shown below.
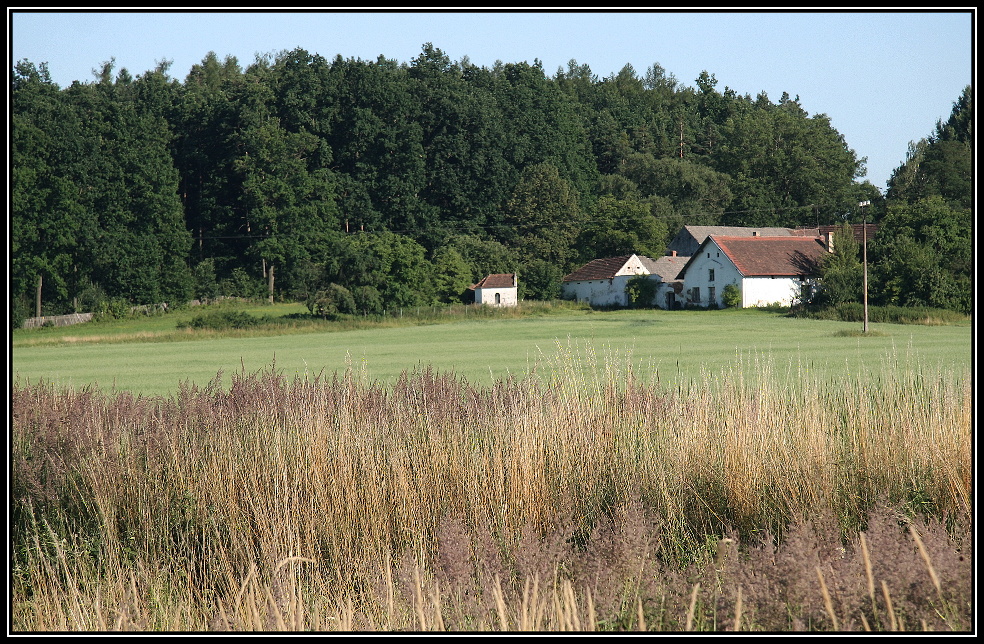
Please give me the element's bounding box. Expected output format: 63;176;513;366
561;254;687;308
675;235;831;308
647;252;691;309
470;273;518;306
790;223;879;245
667;225;799;257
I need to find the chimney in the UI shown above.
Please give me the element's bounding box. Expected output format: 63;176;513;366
671;250;677;257
825;231;835;253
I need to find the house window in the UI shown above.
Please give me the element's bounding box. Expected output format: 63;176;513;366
690;286;700;303
708;286;716;304
495;293;501;305
709;268;715;282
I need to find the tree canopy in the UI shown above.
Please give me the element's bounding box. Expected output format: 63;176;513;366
11;48;970;321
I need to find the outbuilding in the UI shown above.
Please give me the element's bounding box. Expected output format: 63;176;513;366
676;235;830;308
562;254;663;307
471;273;518;307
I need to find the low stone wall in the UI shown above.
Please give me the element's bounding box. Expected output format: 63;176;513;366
21;312;94;329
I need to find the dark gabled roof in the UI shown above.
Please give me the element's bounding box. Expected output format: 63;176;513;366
681;225;797;240
562;255;636;281
471;273;516;289
677;235;828;279
647;254;690;281
791;224;879;243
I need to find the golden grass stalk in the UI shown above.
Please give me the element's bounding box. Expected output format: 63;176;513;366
685;583;700;631
561;578;581;631
816;567;839;631
909;524;942;598
492;575;509;631
431;580;445;631
335;597;354;632
521;573;543;631
859;532;875;604
882;580;898;631
859;612;871;631
413;566;427;631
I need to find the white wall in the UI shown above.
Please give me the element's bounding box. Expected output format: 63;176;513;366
475;286;518;306
563;273;664;307
655;282;682;309
739;277;802;308
680;243;742;307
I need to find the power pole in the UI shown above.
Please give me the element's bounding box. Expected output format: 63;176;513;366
36;274;42;318
859;201;871;334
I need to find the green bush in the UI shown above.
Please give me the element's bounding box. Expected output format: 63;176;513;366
219;267;264;300
178;310;264;330
625;275;659;308
722;283;742;308
94;297;133;321
307;283;357;320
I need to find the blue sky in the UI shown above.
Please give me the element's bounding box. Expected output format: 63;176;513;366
9;9;975;193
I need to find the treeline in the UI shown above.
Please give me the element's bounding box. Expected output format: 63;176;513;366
10;45;971;323
815;85;972;314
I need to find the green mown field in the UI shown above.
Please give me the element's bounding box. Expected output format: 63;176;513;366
11;303;972;397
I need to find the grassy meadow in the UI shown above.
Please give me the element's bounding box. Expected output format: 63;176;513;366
11;301;972;397
10;302;974;632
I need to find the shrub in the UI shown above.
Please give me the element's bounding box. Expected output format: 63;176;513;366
722;283;742;308
219;267;264;300
625;275;659;308
307;283;357;320
192;259;220;303
94;297;133;321
178;310;263;330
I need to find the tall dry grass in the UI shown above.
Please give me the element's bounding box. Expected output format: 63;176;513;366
11;341;972;631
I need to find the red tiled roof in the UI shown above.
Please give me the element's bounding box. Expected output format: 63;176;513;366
471;273;515;289
713;236;827;277
562;256;635;281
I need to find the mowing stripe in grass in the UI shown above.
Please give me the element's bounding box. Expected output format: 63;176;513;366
11;308;972;397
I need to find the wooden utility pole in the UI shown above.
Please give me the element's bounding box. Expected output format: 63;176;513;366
36;274;42;318
860;201;871;334
268;264;275;304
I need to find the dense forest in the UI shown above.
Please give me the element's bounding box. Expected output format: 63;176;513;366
10;45;973;323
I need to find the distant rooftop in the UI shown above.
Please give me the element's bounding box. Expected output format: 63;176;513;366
471;273;516;289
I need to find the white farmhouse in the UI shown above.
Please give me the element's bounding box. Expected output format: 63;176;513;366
561;254;664;307
676;235;830;308
471;273;518;307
